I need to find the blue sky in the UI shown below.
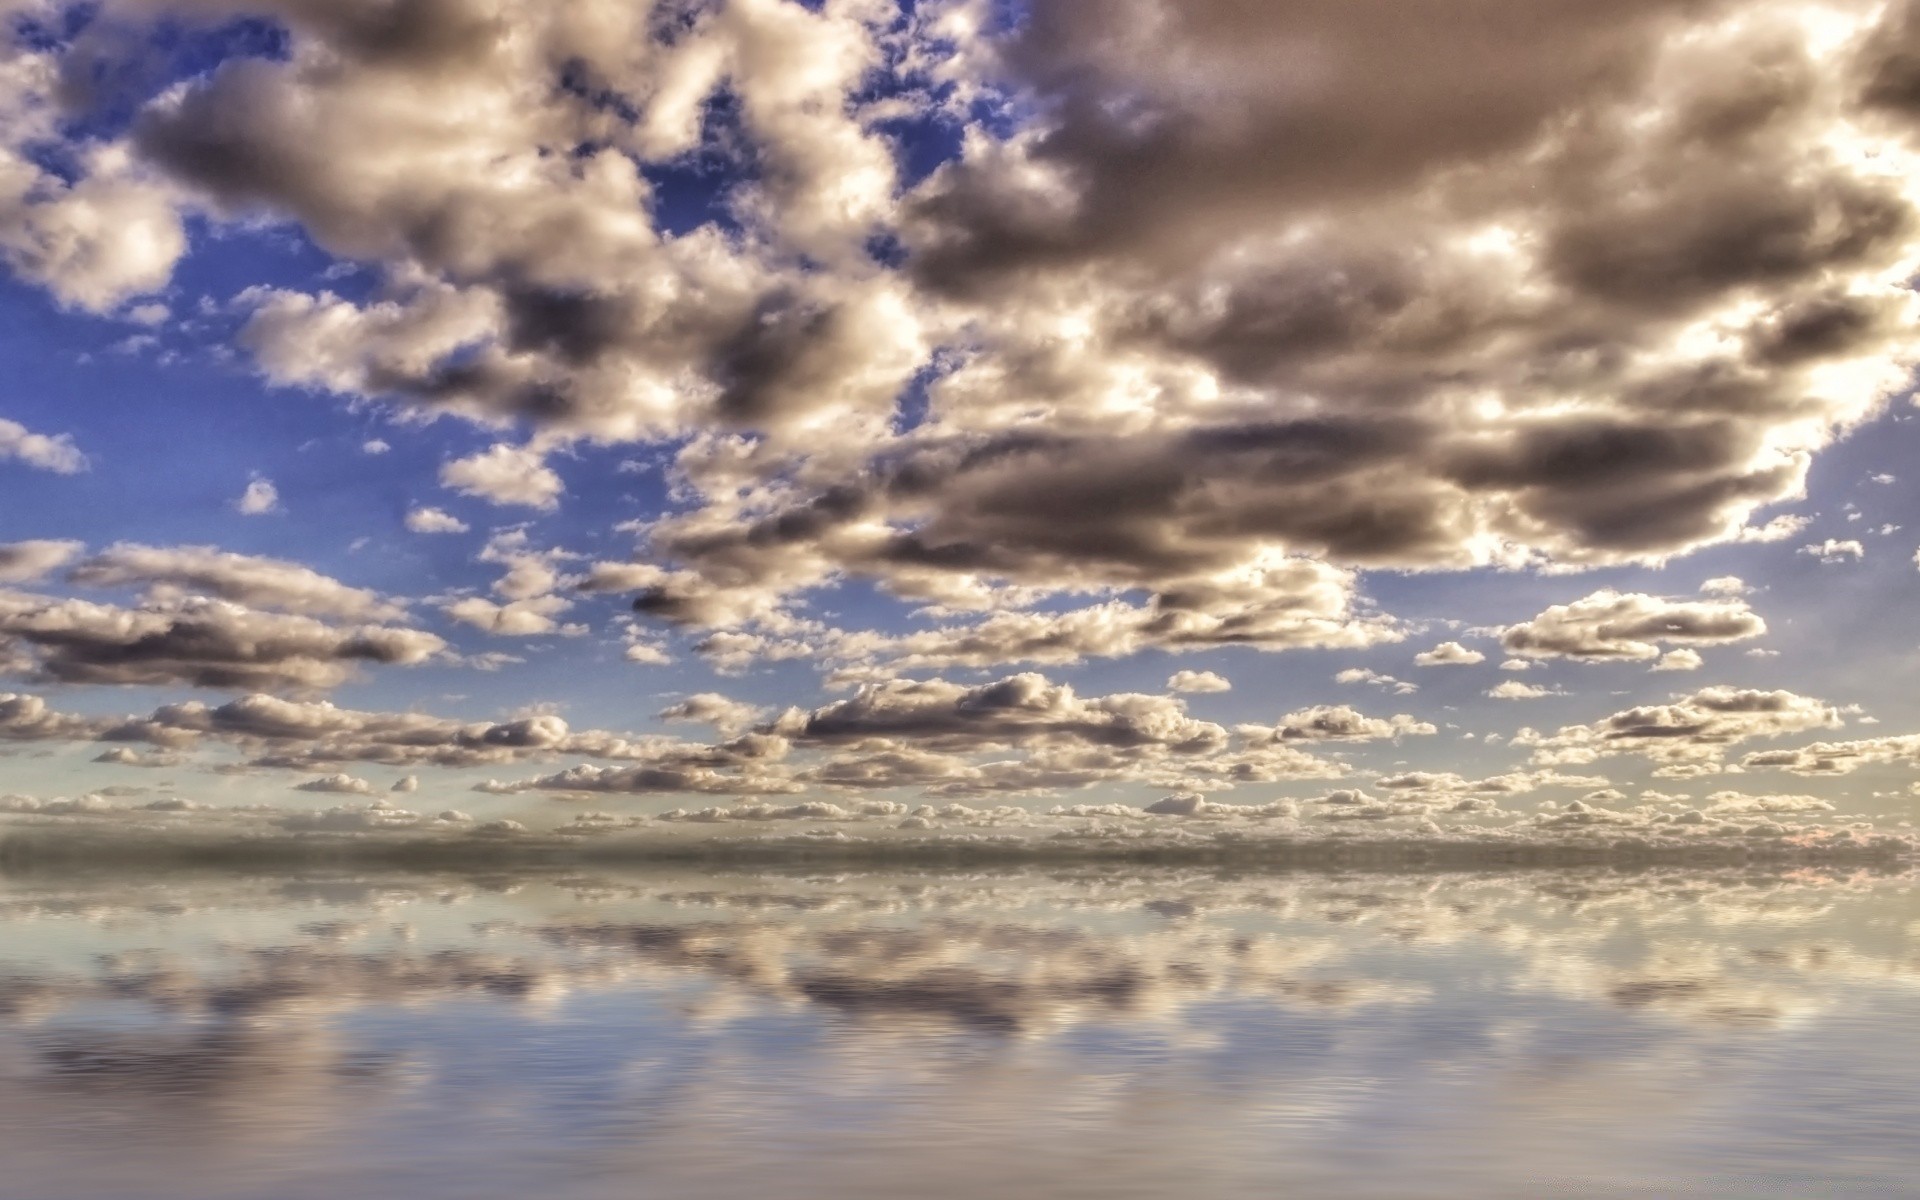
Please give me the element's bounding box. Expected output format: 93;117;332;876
4;0;1920;842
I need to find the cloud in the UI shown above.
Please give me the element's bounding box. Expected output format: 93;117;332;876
775;672;1228;756
439;444;563;510
1519;685;1843;768
441;531;585;637
1167;670;1231;694
658;693;765;737
0;0;1910;645
1652;648;1704;672
1800;538;1865;563
0;590;444;692
67;543;403;619
291;773;379;796
0;419;87;474
1699;576;1751;596
1740;733;1920;776
0;540;83;584
404;507;469;534
1254;705;1436;743
1335;667;1416;694
1414;641;1485;667
1501;589;1766;662
1489;681;1558;700
234;475;280;515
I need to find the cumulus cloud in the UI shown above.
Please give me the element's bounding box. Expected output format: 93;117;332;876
234;475;280;515
658;693;765;737
1800;538;1865;563
1519;686;1843;768
1414;641;1485;667
1256;704;1437;744
0;419;87;473
1167;670;1231;694
0;589;444;692
441;531;586;637
291;773;379;796
440;444;562;510
67;543;403;619
1652;648;1705;672
1741;733;1920;776
0;540;82;584
1489;681;1558;700
404;507;469;534
1335;667;1416;694
1501;589;1766;662
0;0;1910;653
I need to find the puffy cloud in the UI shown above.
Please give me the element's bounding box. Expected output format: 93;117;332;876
1167;670;1231;694
282;800;422;831
67;542;403;619
0;418;86;473
1700;576;1751;596
0;589;444;692
1652;648;1705;672
2;0;1912;644
404;506;469;534
1800;538;1865;562
291;772;378;796
1519;685;1843;768
1488;680;1558;700
234;474;280;515
775;672;1229;755
0;691;100;742
441;531;586;637
0;539;82;584
658;693;765;737
817;562;1400;671
1335;667;1416;694
1740;733;1920;776
439;444;563;510
1501;589;1766;662
1414;641;1485;667
1254;705;1436;744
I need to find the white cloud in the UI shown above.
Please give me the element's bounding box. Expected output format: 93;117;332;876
405;507;469;534
440;444;563;510
68;543;402;619
1488;680;1557;700
0;540;83;584
1167;670;1232;693
235;475;280;515
1503;590;1765;662
292;773;379;796
1414;641;1485;667
0;419;87;474
1651;648;1704;673
1800;539;1864;563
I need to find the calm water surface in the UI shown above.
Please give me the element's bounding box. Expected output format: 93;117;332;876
0;865;1913;1199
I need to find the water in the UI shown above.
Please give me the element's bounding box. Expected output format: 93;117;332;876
0;864;1913;1199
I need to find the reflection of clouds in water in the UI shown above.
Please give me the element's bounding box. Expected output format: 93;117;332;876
0;867;1912;1198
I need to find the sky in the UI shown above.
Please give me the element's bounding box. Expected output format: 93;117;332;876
5;0;1920;841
